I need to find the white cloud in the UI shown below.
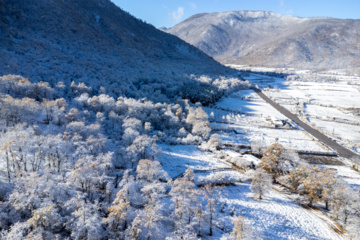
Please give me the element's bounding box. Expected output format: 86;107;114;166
280;0;285;7
172;7;184;22
189;2;197;10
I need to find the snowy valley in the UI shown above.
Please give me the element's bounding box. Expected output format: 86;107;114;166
1;70;359;239
0;0;360;240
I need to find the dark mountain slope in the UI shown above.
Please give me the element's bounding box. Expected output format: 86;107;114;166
167;11;360;70
0;0;234;101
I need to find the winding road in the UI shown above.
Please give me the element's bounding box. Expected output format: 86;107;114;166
254;88;359;162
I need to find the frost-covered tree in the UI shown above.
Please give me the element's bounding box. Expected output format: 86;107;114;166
251;138;266;156
231;215;247;240
260;143;296;182
136;159;169;183
206;133;222;152
185;107;211;139
104;189;131;238
26;205;62;237
169;168;199;234
130;198;166;240
127;135;153;168
331;183;357;225
0;221;29;240
300;166;327;207
125;215;142;240
202;184;221;236
69;153;113;200
192;121;211;139
288;164;311;191
123;117;142;133
250;168;272;200
69;200;104;240
319;168;338;210
194;203;204;236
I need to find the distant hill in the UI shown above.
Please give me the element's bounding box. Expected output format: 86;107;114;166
0;0;233;102
167;11;360;70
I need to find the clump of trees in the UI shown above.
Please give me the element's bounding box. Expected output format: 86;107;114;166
284;163;358;226
249;142;360;229
0;74;239;239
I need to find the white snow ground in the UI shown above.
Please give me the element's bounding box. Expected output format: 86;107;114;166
223;183;343;240
158;144;345;239
205;89;329;153
240;71;360;151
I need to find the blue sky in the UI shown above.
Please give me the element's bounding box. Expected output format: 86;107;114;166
111;0;360;28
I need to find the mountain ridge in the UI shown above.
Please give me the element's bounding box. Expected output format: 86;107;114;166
167;10;360;70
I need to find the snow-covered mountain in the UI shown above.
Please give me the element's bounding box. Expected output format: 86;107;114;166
167;11;360;70
0;0;234;102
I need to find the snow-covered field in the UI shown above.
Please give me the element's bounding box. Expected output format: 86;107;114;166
224;184;343;240
310;119;360;143
158;144;345;239
159;144;230;179
205;89;330;153
240;71;360;153
304;105;359;123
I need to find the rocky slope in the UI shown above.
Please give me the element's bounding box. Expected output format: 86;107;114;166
167;11;360;70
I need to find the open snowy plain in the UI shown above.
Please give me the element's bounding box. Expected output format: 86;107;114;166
241;70;360;154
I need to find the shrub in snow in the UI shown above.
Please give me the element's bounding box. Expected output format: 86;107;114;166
197;172;241;187
178;127;188;138
227;156;253;170
181;133;201;145
208;134;222;149
192;119;211;139
200;133;222;152
214;150;228;160
251;139;266;156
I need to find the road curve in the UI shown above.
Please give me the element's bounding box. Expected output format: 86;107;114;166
254;89;359;162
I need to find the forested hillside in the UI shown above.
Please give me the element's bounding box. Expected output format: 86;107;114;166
0;0;237;104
